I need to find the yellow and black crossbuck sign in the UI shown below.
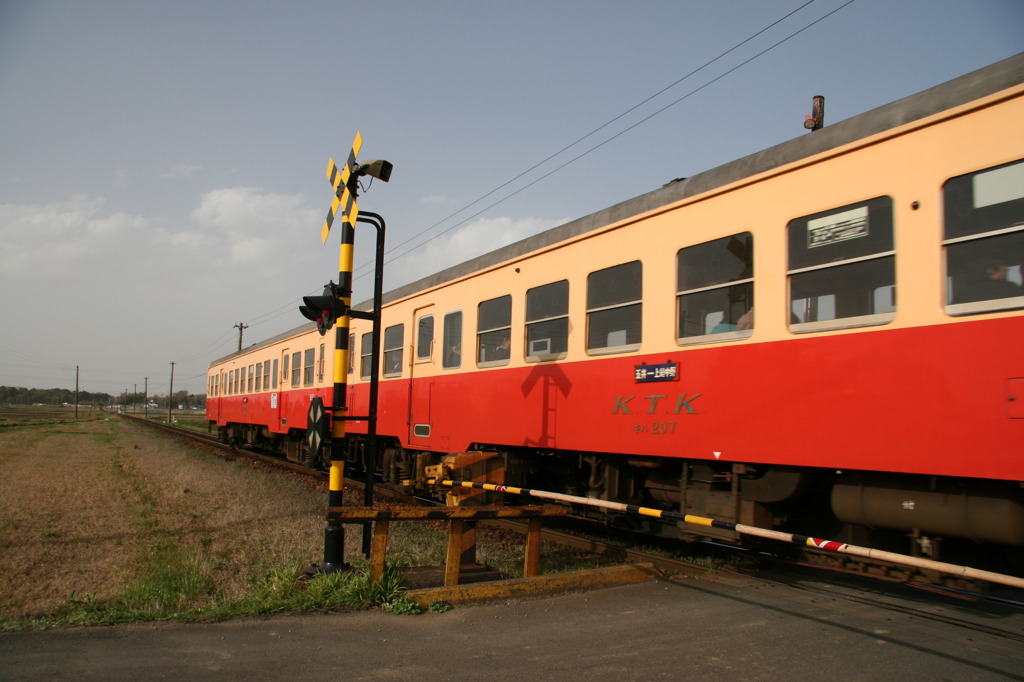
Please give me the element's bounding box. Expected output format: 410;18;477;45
321;130;363;244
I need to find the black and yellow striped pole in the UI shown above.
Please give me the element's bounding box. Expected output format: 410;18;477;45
319;132;362;573
316;132;392;573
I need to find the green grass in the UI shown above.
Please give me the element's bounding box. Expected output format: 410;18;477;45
18;564;420;629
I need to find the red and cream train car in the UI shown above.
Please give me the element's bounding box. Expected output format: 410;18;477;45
210;55;1024;566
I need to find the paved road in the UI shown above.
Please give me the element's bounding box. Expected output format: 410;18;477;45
2;575;1022;681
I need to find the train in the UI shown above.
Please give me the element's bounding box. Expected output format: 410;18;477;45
209;54;1024;573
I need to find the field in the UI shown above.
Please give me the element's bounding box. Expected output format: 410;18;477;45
0;408;603;629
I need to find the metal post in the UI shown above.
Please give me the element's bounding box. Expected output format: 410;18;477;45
356;211;386;558
168;361;175;424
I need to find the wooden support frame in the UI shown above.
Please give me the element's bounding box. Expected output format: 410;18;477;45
325;505;568;586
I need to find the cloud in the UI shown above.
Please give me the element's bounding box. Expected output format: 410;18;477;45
190;186;321;268
0;195;140;275
420;194;455;207
0;186;328;392
0;186;321;310
159;163;203;179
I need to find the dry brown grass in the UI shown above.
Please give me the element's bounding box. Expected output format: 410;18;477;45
0;413;606;626
1;418;141;616
0;416;351;620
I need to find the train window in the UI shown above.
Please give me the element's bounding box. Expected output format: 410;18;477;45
587;261;642;354
477;295;512;366
303;348;315;386
417;315;434;362
248;365;255;392
443;311;462;369
383;324;404;377
255;364;261;392
272;359;278;390
348;333;355;374
291;351;301;387
318;343;325;382
943;158;1024;315
526;280;569;361
360;332;374;380
677;233;753;343
263;360;270;391
788;197;895;332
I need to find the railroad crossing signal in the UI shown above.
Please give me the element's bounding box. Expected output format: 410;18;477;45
322;131;363;244
299;281;345;335
312;131;393;574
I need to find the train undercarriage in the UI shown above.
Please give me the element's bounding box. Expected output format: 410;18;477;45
213;419;1024;577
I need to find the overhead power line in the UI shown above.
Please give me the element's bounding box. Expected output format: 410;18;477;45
173;0;857;371
351;0;856;284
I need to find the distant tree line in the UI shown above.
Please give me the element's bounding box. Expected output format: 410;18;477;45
1;386;206;409
0;385;113;406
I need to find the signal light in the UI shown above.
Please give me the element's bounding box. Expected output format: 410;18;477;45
300;282;346;335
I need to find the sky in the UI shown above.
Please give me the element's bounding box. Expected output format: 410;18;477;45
1;0;1022;397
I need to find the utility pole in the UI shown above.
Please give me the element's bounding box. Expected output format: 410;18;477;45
234;323;249;352
75;365;79;419
144;377;148;419
168;361;175;424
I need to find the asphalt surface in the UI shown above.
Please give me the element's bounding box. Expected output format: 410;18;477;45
2;574;1022;681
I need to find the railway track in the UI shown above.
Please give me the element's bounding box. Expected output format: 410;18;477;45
122;413;1024;633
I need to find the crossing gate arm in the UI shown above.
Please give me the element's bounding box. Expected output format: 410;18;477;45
429;479;1024;590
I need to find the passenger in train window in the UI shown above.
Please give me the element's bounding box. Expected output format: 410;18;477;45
494;334;511;360
959;257;1021;303
942;159;1024;312
477;330;510;363
677;235;753;340
477;295;512;365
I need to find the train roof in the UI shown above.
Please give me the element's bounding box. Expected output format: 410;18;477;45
211;52;1024;368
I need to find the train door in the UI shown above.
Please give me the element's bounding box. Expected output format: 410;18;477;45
208;371;222;423
273;347;287;431
409;307;435;446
